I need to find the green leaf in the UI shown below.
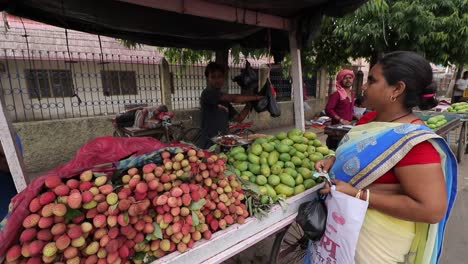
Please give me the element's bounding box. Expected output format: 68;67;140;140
208;144;218;152
152;222;163;239
63;206;83;221
189;199;206;210
191;211;200;226
132;251;146;260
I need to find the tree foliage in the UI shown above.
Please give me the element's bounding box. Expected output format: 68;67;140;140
328;0;468;66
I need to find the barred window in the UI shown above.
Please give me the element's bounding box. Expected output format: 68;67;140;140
101;70;137;96
25;69;74;99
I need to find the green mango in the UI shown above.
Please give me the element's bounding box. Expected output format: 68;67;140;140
230;146;245;155
261;164;271;177
256;175;268;186
281;138;294;146
260;157;268;165
279;153;291;162
276;161;285;168
275;143;290;153
289;148;297;156
293;143;308;153
294;184;305;195
250;144;263;156
254;138;268;145
284;161;295;169
261;142;275;152
297;167;311;178
294;152;306;160
301;160;312;170
295;175;304;185
275;184;295;197
271;164;283;175
234;161;248;171
234;153;248;161
289;135;303;143
287;128;303;138
307;146;316;154
303;131;317;140
265;184;278;200
291;156;302;166
304;179;317;189
316;146;330;155
234;169;241;177
283;168;298;178
279;173;296;187
249;175;256;183
275;131;287;140
309;153;323;162
268;175;281;186
260;152;270;159
241;171;254;178
268;151;279;166
265;135;276;142
248;163;261;175
248;153;260;164
312;139;322;147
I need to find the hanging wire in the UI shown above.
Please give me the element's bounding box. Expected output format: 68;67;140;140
98;35;110;96
61;0;82;104
64;28;82;104
20;17;41;100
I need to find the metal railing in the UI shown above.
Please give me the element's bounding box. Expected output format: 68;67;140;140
0;48;320;122
0;49;162;122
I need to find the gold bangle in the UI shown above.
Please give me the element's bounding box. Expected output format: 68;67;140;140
355;189;362;199
366;189;370;202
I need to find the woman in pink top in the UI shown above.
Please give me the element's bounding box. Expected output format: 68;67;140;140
325;69;355;149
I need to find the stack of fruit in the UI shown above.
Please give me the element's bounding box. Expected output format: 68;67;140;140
227;128;331;202
445;102;468;113
4;148;247;264
425;115;448;130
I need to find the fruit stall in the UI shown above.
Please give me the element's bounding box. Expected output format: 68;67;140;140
1;129;327;264
0;1;367;263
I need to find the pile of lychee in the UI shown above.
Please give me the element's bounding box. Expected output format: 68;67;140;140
4;148;248;264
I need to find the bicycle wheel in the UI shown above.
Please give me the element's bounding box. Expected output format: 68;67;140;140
181;127;201;145
231;128;255;136
160;125;185;143
270;222;308;264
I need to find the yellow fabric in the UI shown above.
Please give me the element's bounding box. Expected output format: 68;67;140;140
355;209;415;264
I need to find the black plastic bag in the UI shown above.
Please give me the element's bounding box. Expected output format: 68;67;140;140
266;82;281;117
295;197;327;241
253;97;269;113
232;61;258;95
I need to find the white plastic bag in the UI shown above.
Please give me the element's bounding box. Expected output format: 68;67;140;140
309;187;368;264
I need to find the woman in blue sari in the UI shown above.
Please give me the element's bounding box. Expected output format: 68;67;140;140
312;51;457;264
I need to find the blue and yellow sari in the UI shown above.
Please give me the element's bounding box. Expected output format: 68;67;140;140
306;122;457;264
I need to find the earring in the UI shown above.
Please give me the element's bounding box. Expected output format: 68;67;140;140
390;96;397;102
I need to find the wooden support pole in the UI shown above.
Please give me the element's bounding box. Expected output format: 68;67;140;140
288;31;305;131
0;95;27;192
159;58;173;110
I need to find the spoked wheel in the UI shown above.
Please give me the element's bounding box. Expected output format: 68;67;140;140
181;127;201;145
270;222;308;264
159;125;184;143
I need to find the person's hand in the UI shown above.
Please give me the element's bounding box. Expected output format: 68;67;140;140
314;157;335;173
319;179;359;196
340;119;351;125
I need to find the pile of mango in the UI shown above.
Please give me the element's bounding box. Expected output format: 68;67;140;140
445;102;468;113
425;115;448;130
227;128;332;201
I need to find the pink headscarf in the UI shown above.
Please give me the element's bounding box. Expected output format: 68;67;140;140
336;69;355;100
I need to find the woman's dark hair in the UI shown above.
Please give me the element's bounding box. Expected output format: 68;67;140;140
378;51;438;110
204;62;226;78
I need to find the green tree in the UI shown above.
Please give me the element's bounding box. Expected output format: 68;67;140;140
329;0;468;66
